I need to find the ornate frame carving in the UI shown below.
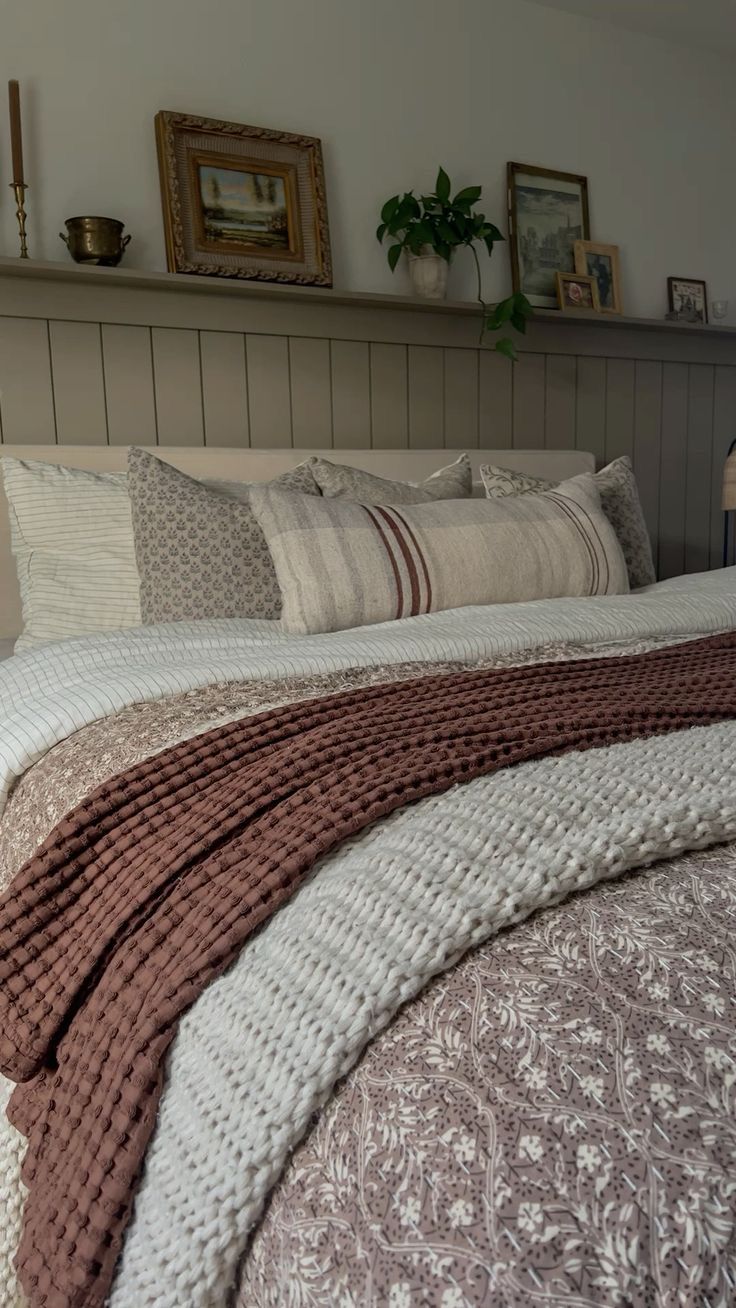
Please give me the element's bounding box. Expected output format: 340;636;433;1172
155;110;332;286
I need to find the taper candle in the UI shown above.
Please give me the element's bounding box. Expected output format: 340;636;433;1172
8;80;24;185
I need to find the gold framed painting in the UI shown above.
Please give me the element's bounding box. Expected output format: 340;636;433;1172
155;110;332;285
507;162;590;308
556;271;600;313
574;240;622;314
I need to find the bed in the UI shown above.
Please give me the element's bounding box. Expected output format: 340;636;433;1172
1;445;735;1308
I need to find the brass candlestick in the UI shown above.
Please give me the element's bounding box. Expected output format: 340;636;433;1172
10;181;29;258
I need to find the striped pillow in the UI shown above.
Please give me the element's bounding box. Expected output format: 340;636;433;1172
2;458;141;650
480;456;656;588
250;472;629;636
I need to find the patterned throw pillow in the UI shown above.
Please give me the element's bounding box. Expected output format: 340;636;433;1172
480;456;656;588
250;473;629;636
307;453;472;503
127;448;320;623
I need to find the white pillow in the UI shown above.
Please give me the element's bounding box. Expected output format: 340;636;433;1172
2;458;141;651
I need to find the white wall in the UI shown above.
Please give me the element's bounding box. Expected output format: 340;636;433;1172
2;0;736;318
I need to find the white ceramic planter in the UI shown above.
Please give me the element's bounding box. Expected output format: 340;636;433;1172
407;248;449;300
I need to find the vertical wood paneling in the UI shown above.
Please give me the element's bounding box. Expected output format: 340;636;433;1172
370;344;408;447
199;331;249;448
605;358;635;464
2;291;734;576
331;341;370;448
512;353;545;446
245;334;292;447
0;317;56;442
658;362;688;579
443;349;479;448
575;356;606;464
289;337;332;448
479;351;512;448
101;324;156;446
711;366;736;567
151;328;203;446
685;364;714;574
633;360;662;548
49;321;107;444
544;355;577;449
408;346;444;448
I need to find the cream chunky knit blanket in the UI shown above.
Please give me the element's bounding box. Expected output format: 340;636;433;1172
1;569;736;1307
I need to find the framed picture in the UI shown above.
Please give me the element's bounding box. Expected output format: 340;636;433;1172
507;162;590;308
667;277;708;324
155;110;332;286
574;240;622;314
556;271;600;313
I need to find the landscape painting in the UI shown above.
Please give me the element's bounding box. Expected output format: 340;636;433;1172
156;111;332;285
508;164;590;309
198;163;292;252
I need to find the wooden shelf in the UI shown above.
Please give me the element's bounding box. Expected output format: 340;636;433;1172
1;255;735;338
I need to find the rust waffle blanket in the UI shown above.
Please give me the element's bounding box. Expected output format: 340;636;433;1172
2;632;736;1308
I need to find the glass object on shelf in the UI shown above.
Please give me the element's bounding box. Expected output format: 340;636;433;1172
712;299;729;321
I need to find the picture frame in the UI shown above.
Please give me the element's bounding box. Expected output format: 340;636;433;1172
507;162;590;309
155;110;332;286
667;277;708;324
574;240;622;314
556;271;600;314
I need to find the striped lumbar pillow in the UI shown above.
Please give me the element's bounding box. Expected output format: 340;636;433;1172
2;457;141;650
249;472;629;636
480;456;656;589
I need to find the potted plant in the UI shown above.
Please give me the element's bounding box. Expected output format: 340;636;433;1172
377;167;532;358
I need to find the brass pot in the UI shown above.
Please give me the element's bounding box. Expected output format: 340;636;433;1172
59;216;132;266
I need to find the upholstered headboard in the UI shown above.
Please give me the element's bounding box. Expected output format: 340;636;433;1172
0;446;594;642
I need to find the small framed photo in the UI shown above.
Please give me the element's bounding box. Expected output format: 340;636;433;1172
667;277;708;324
556;271;600;313
507;162;590;308
574;241;622;314
155;110;332;286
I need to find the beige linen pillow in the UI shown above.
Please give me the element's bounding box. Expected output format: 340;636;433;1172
1;457;141;650
127;447;320;623
306;453;472;503
250;472;629;635
481;456;656;588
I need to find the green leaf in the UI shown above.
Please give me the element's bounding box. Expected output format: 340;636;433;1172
453;185;482;206
435;166;451;203
437;218;457;244
485;298;514;331
494;337;518;361
483;235;496;257
380;195;400;224
409;221;435;250
387;243;403;273
420;194;437;208
376;222;387;243
484;223;504;243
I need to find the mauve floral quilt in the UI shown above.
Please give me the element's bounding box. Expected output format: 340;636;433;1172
241;840;736;1308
